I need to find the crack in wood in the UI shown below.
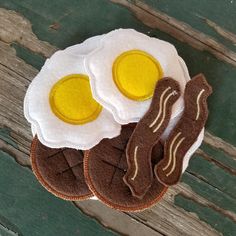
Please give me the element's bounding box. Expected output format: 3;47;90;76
110;0;236;67
204;131;236;160
125;212;167;236
74;201;164;236
186;170;235;201
179;191;236;223
200;17;236;45
0;8;57;58
0;139;30;167
0;213;24;236
0;62;31;83
0;222;20;236
196;149;236;175
0;57;36;82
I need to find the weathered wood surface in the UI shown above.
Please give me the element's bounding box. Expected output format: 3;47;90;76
0;0;236;235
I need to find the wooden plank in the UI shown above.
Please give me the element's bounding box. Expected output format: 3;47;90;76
0;1;236;235
140;0;236;48
188;154;236;198
175;195;236;236
76;201;163;236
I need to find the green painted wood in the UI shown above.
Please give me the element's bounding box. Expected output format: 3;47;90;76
187;153;236;198
176;142;236;235
1;0;236;147
201;143;236;170
0;150;117;236
181;172;236;214
0;128;18;148
12;44;45;70
0;226;18;236
0;214;22;236
142;0;236;50
175;195;236;236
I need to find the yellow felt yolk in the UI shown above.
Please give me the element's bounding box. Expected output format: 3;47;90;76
113;50;163;101
49;74;102;125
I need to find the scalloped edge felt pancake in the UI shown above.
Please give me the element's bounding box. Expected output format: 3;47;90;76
83;124;168;212
30;136;93;201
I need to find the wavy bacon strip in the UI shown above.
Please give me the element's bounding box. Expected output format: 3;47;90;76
155;74;212;186
123;78;180;199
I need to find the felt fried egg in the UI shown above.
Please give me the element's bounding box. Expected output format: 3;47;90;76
24;36;121;150
85;29;190;130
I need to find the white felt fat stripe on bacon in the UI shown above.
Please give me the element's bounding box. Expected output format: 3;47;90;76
131;146;139;180
196;89;205;120
149;87;171;128
163;132;181;171
149;87;178;134
152;90;178;133
166;136;185;176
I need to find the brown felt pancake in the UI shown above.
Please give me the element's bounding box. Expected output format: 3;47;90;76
30;136;93;200
84;124;168;212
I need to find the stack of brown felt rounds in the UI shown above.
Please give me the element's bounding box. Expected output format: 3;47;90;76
24;29;212;212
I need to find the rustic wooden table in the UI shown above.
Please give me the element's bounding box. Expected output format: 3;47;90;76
0;1;236;235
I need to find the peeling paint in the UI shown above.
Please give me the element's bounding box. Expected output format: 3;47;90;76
0;127;18;148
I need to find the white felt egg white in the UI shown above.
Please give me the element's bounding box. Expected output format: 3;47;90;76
24;35;121;150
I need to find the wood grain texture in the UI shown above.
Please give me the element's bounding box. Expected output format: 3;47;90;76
0;1;236;235
139;0;236;50
111;0;236;67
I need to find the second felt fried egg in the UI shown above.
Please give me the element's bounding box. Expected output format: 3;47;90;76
85;29;190;127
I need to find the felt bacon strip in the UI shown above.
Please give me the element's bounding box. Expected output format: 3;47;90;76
123;78;181;199
155;74;212;186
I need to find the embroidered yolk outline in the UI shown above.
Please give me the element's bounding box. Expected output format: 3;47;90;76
112;50;163;101
49;74;102;125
